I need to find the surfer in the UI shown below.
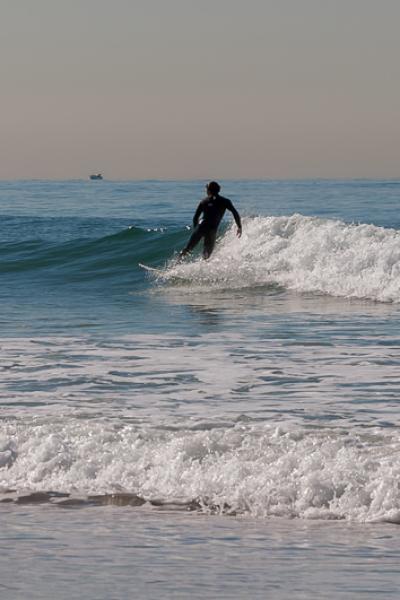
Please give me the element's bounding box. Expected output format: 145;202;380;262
179;181;242;260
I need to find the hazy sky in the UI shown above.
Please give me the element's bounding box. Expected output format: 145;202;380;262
1;0;400;179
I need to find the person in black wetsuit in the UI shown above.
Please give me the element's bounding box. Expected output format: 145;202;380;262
180;181;242;260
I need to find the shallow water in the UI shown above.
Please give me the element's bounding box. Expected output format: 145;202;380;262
1;179;400;597
2;507;400;599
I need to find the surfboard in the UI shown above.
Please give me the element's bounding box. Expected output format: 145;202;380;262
138;262;163;274
139;259;185;279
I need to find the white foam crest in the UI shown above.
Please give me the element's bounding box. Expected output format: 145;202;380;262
2;419;400;522
163;215;400;302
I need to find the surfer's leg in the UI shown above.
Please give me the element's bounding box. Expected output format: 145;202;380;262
202;229;217;259
180;225;204;258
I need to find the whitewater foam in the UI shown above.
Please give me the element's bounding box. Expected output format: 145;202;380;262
2;420;400;523
160;215;400;302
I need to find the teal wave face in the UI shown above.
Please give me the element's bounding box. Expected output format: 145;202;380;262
0;225;188;284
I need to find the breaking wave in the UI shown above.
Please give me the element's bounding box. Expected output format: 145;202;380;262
159;215;400;303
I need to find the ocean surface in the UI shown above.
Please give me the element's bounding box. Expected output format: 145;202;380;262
1;179;400;599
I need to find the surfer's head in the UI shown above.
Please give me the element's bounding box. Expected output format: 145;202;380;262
206;181;220;197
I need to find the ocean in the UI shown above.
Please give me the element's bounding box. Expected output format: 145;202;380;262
1;179;400;599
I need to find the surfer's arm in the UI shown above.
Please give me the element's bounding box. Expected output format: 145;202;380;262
192;203;203;227
227;201;242;236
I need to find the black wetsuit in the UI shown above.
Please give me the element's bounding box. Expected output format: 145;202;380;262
181;194;241;259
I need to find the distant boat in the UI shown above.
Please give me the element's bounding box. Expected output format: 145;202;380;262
89;173;103;180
